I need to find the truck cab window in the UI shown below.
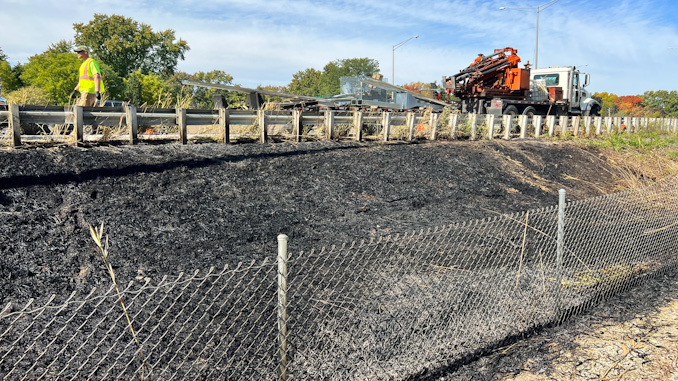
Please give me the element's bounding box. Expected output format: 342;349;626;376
534;74;559;86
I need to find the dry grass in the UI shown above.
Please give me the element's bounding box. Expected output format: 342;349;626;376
89;222;148;380
502;298;678;381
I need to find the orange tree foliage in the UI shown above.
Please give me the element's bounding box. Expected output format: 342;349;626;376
614;95;644;116
402;81;436;98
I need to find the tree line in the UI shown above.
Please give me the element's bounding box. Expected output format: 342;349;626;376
0;14;379;109
592;91;678;118
1;14;676;117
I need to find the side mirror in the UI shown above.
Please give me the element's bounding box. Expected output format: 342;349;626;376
583;73;590;87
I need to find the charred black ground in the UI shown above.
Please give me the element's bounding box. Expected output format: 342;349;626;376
1;138;665;379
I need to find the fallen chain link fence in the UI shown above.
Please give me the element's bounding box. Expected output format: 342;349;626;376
1;177;677;380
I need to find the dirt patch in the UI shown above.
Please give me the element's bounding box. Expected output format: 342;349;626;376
430;272;678;380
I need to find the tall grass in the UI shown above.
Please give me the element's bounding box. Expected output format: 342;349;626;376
89;223;148;380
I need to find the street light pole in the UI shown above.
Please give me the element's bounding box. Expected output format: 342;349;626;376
500;0;559;69
392;35;419;85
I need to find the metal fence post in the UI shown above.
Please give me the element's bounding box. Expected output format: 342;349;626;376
555;189;565;320
277;234;289;381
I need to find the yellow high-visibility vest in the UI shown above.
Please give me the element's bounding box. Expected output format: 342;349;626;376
78;58;105;94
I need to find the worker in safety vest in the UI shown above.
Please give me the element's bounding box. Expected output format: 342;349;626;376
71;45;105;106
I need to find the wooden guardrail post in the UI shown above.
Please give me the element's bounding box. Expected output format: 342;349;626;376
470;114;478;140
546;115;556;137
486;114;496;140
449;113;459;139
571;116;580;136
533;115;543;137
429;112;439;141
9;104;21;147
176;108;187;144
558;116;568;137
325;110;334;140
73;105;84;144
219;107;230;143
353;110;363;141
594;116;603;135
382;111;391;141
583;116;592;136
614;117;622;132
518;115;528;139
125;104;138;145
293;110;302;142
407;112;416;141
631;117;638;134
502;114;512;140
604;117;613;134
258;110;267;143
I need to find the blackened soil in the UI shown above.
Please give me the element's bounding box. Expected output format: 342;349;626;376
0;139;619;305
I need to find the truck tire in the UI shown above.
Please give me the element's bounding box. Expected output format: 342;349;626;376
586;105;601;116
522;106;537;117
503;105;518;116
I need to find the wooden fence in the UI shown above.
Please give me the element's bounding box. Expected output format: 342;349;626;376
1;104;677;147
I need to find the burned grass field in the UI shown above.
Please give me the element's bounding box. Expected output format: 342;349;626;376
0;139;675;379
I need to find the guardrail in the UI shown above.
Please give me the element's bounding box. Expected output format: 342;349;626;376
1;104;677;147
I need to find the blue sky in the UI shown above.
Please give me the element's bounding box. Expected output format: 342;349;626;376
1;0;677;95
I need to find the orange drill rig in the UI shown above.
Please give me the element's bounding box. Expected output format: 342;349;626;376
442;47;531;113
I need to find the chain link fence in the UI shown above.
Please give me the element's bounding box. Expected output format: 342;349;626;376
1;177;677;380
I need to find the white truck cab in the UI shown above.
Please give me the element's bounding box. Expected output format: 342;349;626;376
529;66;601;116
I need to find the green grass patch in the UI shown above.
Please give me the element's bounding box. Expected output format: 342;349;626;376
581;131;678;151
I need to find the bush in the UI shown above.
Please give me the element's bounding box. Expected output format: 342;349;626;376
5;86;50;105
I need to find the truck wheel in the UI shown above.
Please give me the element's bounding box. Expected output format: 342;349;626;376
586;105;601;116
522;106;537;117
503;105;518;116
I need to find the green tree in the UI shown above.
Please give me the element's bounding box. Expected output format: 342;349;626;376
190;70;235;108
0;47;7;61
643;90;678;117
46;40;74;54
320;58;380;95
124;70;143;106
20;52;80;104
0;61;23;94
288;68;323;96
289;58;380;97
73;14;189;78
593;92;618;117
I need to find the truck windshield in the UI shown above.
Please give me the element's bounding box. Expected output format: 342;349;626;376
533;74;559;86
